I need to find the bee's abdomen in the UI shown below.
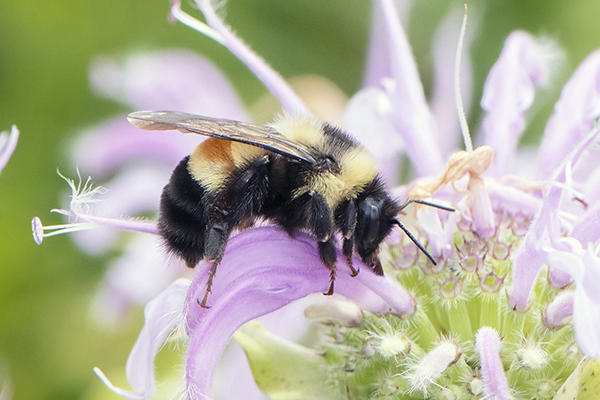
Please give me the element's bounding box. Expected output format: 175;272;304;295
158;156;208;268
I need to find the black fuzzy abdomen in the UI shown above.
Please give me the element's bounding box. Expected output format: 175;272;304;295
158;156;208;267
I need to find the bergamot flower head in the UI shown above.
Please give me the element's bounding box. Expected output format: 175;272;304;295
33;0;600;399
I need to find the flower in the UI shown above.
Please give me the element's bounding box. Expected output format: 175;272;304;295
33;0;600;399
0;125;19;175
1;125;19;400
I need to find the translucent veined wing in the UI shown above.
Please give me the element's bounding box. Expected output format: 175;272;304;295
127;111;317;164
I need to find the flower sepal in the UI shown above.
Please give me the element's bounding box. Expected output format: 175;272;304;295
553;357;600;400
234;321;336;400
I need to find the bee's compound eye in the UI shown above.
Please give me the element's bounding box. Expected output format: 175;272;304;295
359;201;380;243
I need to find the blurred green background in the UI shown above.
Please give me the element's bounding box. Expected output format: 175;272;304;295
1;0;599;398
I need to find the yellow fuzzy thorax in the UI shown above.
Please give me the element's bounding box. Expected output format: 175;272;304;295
273;115;379;207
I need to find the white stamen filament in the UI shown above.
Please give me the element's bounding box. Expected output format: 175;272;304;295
455;4;472;153
41;224;98;237
170;1;224;44
51;208;159;235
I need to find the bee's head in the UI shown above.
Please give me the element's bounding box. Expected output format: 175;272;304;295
356;188;454;272
355;178;400;272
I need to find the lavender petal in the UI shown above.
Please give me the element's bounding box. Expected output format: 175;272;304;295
378;0;444;176
476;327;511;399
194;0;309;115
538;50;600;179
90;50;249;119
183;227;413;398
95;279;190;398
479;31;548;177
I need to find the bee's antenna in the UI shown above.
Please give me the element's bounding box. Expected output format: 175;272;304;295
393;218;438;265
398;198;456;213
394;199;455;265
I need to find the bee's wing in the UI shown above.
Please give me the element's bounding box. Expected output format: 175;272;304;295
127;110;317;164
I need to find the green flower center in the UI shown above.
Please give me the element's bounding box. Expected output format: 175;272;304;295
308;213;582;398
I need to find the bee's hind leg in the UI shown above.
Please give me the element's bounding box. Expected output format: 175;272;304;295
198;259;221;308
198;223;230;308
318;238;337;296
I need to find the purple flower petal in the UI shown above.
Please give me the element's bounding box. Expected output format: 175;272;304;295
77;49;254;178
378;0;444;177
213;344;269;400
90;50;249;119
487;180;542;218
564;129;600;207
362;0;411;88
182;226;414;398
572;281;600;358
479;31;548;177
546;242;600;357
362;0;392;89
548;267;573;289
571;202;600;245
193;0;309;115
467;174;496;239
89;235;190;326
538;50;600;179
416;205;453;259
565;203;600;306
0;125;19;174
543;291;574;329
509;241;548;312
510;127;600;311
72;117;200;177
95;278;190;399
344;87;404;185
475;327;511;400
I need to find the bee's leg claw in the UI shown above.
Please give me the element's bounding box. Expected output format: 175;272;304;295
198;259;220;308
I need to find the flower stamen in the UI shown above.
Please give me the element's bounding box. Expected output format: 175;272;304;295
171;0;309;115
32;173;159;245
0;125;19;173
169;0;224;44
31;216;97;245
455;4;472;153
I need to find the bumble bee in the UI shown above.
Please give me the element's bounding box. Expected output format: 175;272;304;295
127;111;454;307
